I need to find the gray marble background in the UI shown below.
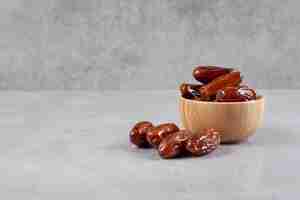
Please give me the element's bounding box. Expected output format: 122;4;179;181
1;0;300;90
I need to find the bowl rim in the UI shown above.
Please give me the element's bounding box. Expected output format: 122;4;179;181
180;95;264;105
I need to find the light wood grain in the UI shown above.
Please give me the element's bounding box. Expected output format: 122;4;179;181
179;96;265;143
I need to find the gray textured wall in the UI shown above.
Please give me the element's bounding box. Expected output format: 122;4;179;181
0;0;300;90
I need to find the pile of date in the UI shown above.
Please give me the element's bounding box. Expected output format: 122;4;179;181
181;65;256;102
129;66;257;159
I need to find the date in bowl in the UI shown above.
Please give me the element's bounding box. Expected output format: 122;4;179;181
179;96;265;143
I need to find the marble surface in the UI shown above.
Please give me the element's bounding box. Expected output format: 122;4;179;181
1;0;300;90
0;90;299;199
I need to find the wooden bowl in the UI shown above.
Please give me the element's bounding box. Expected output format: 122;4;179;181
179;96;264;143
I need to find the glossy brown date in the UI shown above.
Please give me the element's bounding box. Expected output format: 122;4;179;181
193;66;233;84
129;121;154;148
200;71;242;100
186;128;220;156
146;123;179;148
216;86;256;102
179;83;202;99
158;130;191;159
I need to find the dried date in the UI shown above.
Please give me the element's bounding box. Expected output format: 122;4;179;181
146;123;179;148
158;130;191;159
193;66;233;84
200;71;242;100
216;86;256;102
186;128;220;156
129;121;154;148
179;83;202;99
